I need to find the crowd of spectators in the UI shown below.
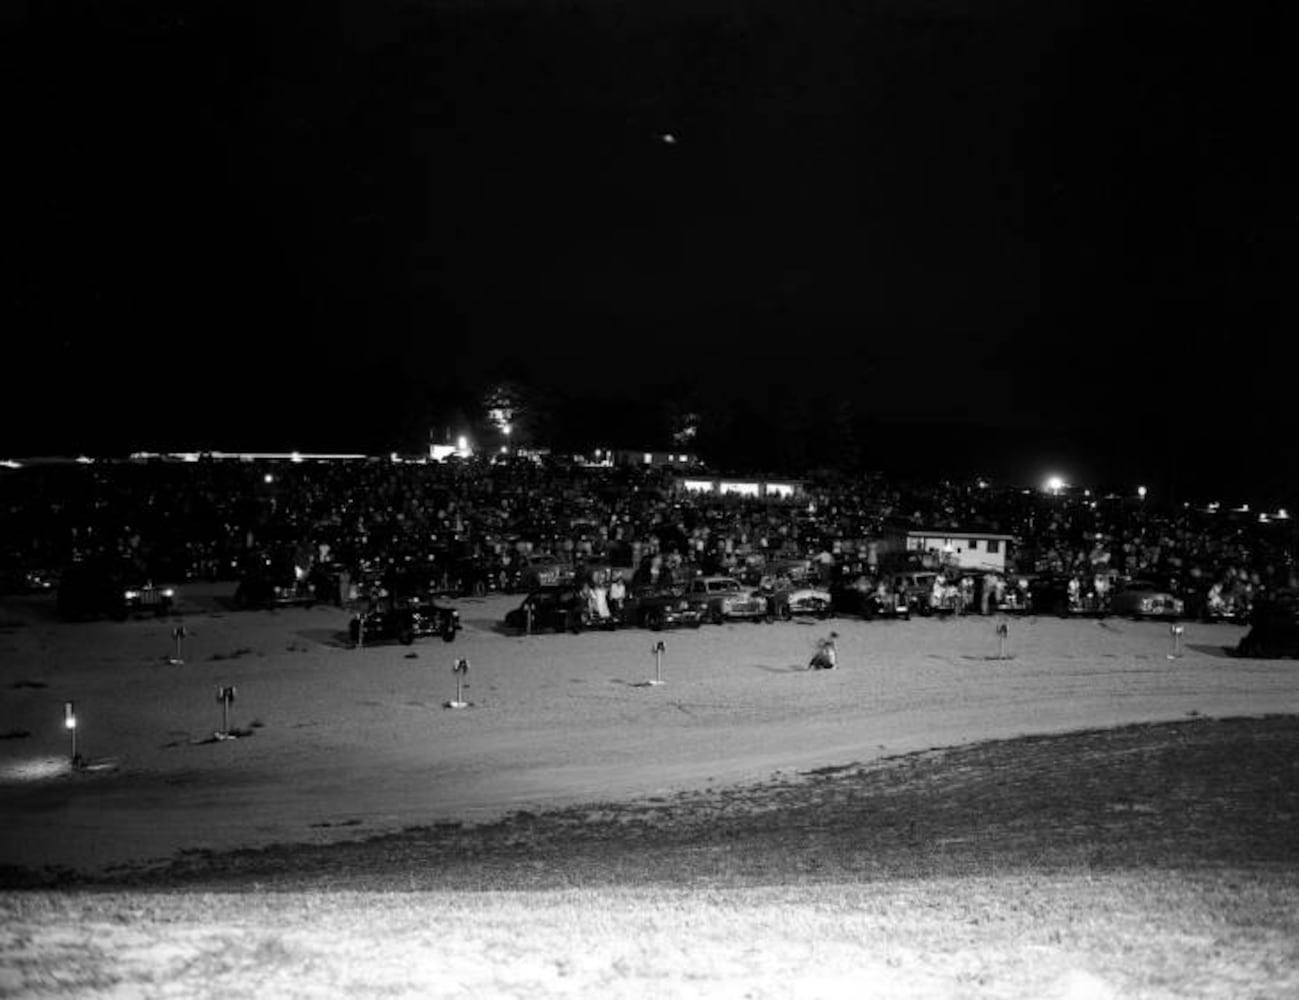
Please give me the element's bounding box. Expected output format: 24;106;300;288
1;455;1295;618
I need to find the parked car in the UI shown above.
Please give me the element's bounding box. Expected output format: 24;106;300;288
1027;573;1111;617
349;594;461;646
761;558;819;587
619;585;703;631
0;562;60;595
1234;591;1299;658
684;576;769;624
57;560;177;621
764;585;834;620
504;585;618;634
232;569;317;609
832;581;911;620
513;554;576;591
890;571;941;615
1109;580;1185;620
992;576;1034;615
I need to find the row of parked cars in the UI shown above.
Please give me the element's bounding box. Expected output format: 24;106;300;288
828;569;1191;622
32;554;1299;659
501;575;835;634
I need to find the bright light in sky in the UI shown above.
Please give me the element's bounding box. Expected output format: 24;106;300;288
1045;476;1065;493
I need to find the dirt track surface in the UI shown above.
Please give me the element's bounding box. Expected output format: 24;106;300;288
1;588;1294;876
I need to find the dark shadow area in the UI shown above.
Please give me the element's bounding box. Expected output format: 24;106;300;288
296;628;353;650
1187;643;1239;659
472;618;520;635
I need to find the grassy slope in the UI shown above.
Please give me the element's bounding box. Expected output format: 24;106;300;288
63;713;1295;891
3;716;1297;998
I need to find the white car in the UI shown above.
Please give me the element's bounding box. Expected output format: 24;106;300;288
765;585;834;620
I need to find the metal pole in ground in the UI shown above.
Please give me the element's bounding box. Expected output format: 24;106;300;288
650;640;665;685
64;701;78;767
1168;623;1184;659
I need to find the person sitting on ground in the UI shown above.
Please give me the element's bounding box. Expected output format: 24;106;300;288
809;633;838;670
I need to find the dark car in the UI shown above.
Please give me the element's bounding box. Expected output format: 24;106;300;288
514;554;576;591
0;562;60;596
504;586;617;634
1028;573;1111;617
350;594;461;646
683;576;768;624
619;585;703;630
1110;580;1185;620
1234;591;1299;658
831;582;910;620
232;570;318;609
57;560;177;621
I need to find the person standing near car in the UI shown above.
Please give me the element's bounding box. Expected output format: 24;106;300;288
608;573;626;617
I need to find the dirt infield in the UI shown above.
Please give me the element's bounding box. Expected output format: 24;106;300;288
1;587;1294;876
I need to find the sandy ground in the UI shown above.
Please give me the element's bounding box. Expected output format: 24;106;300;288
1;585;1293;875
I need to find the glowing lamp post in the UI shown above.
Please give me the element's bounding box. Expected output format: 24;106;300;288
64;701;81;768
446;658;470;709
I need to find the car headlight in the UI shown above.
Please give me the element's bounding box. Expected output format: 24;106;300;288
124;589;140;600
162;588;176;598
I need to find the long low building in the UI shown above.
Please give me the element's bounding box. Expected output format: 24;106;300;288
676;476;804;499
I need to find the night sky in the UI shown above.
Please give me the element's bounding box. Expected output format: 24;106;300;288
3;1;1294;500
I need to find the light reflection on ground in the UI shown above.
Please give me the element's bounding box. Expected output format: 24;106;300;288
0;756;70;782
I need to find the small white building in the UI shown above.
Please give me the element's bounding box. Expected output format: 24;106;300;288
883;527;1015;573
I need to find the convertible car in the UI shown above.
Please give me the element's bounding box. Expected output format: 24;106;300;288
1109;580;1185;620
764;585;834;620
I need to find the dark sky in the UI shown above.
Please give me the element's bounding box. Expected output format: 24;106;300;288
3;0;1294;499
